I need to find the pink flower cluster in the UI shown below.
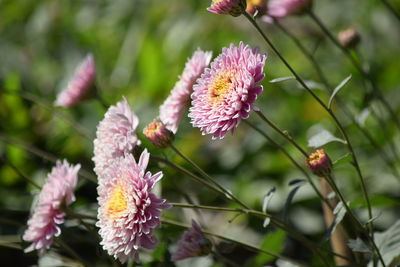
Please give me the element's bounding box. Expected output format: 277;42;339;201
96;151;170;263
189;42;267;139
159;49;212;133
55;54;96;107
23;160;80;254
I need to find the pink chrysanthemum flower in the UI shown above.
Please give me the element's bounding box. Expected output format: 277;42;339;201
171;220;212;261
55;54;96;107
267;0;312;19
96;150;171;263
188;42;267;139
208;0;246;17
93;97;140;178
159;49;212;133
23;160;80;254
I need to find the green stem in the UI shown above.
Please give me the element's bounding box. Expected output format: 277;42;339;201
381;0;400;23
151;155;225;197
254;111;308;157
168;144;251;209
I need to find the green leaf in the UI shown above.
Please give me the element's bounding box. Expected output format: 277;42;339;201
255;229;286;265
332;153;352;166
308;129;346;148
328;75;352;109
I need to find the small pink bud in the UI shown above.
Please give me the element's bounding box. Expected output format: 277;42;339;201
208;0;247;17
338;28;361;49
143;120;174;148
306;149;332;176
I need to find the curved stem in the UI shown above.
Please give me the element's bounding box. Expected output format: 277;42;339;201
168;144;251;209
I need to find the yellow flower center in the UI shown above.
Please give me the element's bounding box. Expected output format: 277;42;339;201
106;185;128;219
308;150;325;165
143;121;162;137
208;71;234;104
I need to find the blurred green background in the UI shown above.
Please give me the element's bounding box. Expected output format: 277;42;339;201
0;0;399;266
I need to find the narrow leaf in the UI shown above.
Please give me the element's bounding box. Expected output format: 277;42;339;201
263;218;271;228
308;129;346;148
328;75;352;109
270;76;295;83
333;153;352;166
356;108;370;127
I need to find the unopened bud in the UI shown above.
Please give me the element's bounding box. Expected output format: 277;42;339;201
338;28;361;49
143;120;174;148
306;149;332;176
246;0;267;16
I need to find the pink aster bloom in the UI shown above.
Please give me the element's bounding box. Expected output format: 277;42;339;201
188;42;267;139
23;160;80;254
171;220;212;261
208;0;246;17
159;49;212;133
96;150;171;263
55;54;96;107
93;97;140;178
267;0;312;19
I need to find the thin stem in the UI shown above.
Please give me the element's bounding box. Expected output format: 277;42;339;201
0;135;97;183
308;10;400;132
168;144;251;209
254;111;308;157
151;155;225;197
5;159;41;189
380;0;400;23
161;218;308;267
244;120;332;209
55;239;85;266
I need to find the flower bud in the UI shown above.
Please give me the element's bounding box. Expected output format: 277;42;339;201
306;149;332;176
208;0;247;17
338;28;361;49
246;0;267;16
268;0;313;19
143;120;174;148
